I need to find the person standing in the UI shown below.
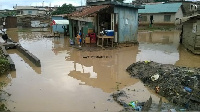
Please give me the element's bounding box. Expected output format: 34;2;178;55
150;15;153;27
1;27;8;43
62;25;67;36
78;30;82;47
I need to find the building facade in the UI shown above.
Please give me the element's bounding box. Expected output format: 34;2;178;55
68;1;144;43
181;15;200;54
138;3;183;25
13;6;39;16
51;15;69;33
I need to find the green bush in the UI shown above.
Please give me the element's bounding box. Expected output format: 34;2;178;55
0;58;9;75
0;47;10;111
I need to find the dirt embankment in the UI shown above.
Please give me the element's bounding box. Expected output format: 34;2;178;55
126;61;200;111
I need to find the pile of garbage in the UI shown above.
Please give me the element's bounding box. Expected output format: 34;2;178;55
111;90;152;111
126;61;200;111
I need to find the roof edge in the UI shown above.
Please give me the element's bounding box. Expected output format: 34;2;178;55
88;1;144;9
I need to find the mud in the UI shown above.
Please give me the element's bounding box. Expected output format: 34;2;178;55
127;61;200;111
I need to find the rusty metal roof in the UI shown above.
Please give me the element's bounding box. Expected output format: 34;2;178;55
67;5;111;18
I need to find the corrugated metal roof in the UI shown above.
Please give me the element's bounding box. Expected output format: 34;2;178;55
138;3;182;14
181;14;200;23
67;5;111;17
53;20;69;25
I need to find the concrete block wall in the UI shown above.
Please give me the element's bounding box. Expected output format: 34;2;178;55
195;20;200;49
182;19;200;54
182;22;195;51
16;45;41;67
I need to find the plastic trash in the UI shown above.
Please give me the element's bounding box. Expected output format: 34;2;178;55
129;101;138;109
131;102;136;109
180;109;186;111
184;87;192;93
135;106;142;111
169;109;176;112
151;74;159;81
155;86;160;93
70;39;74;45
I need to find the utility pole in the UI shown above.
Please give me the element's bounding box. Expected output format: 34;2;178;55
42;1;44;7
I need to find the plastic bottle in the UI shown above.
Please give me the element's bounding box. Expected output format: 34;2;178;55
184;87;192;93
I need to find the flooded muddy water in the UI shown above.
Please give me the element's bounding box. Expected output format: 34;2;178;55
1;28;200;111
137;31;200;67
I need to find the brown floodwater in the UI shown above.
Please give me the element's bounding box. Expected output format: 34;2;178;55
0;28;200;111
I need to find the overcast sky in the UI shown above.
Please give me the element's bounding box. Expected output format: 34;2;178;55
0;0;133;10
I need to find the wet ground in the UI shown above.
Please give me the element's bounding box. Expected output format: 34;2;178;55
0;28;200;111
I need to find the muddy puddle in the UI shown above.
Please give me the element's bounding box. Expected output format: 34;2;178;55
0;28;200;111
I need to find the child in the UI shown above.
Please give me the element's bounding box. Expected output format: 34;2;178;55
1;27;8;43
78;30;82;47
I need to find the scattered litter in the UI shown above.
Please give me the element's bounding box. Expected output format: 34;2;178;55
126;61;200;111
83;56;112;58
151;73;159;81
184;86;192;93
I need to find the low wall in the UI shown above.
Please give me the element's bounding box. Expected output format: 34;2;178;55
16;45;41;67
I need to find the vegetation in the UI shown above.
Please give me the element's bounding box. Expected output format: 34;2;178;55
0;47;9;75
17;29;31;32
7;10;17;16
0;10;17;17
154;0;185;2
0;47;10;111
154;0;169;2
138;25;175;31
115;0;125;3
52;4;76;15
0;58;9;75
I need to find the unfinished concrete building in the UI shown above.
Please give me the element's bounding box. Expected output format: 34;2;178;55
181;14;200;54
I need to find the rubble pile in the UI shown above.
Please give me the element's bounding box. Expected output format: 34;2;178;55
126;61;200;111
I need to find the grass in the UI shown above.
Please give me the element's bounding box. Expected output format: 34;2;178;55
17;29;31;32
138;25;176;31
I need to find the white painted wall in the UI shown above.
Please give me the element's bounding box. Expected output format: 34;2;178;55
38;10;46;15
139;7;183;25
140;13;179;24
175;7;183;19
22;10;38;15
31;21;48;27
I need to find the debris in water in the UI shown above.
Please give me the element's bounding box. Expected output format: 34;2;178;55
126;61;200;111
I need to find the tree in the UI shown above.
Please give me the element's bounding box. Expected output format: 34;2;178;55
114;0;125;3
154;0;169;2
52;4;76;15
